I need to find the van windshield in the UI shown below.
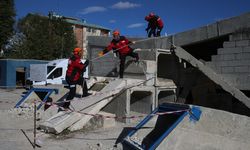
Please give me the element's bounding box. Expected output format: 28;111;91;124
47;66;55;74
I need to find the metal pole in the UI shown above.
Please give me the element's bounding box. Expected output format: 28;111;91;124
21;129;35;149
34;101;37;149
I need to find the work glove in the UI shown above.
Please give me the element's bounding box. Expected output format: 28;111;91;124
98;51;104;57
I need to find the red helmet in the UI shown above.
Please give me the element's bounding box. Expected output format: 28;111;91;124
145;16;150;21
149;12;154;17
112;30;120;36
73;47;82;55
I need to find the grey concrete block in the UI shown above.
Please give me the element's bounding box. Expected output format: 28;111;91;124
231;32;250;41
214;66;222;74
223;54;235;60
236;53;250;60
223;41;236;48
218;12;250;35
92;111;116;128
243;46;250;52
155;37;173;49
215;60;240;67
230;33;242;41
234;66;249;73
212;55;223;61
229;34;233;41
173;26;209;46
235;53;242;60
39;111;82;134
239;60;250;66
124;61;144;74
136;50;156;61
242;33;250;40
221;67;234;73
206;23;219;38
236;40;250;47
218;47;242;54
206;62;222;73
133;38;156;49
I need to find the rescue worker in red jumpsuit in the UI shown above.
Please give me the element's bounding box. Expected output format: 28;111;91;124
98;30;139;78
145;12;164;37
63;47;89;109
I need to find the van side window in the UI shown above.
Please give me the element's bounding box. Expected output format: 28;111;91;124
47;66;55;74
48;68;62;79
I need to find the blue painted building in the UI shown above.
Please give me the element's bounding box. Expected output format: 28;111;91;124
0;59;48;88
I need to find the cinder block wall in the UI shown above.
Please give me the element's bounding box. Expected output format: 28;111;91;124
87;36;155;77
207;31;250;90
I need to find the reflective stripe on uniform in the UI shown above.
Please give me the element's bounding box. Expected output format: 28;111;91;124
70;85;76;88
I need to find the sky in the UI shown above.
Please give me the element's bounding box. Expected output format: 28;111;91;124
15;0;250;37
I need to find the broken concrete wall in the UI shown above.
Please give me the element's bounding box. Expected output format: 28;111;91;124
157;54;180;82
154;12;250;49
102;90;127;122
102;86;155;123
130;91;152;114
87;36;156;78
158;90;176;104
156;106;250;150
87;12;250;116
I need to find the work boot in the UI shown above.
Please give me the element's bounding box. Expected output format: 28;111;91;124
82;93;91;97
134;58;139;66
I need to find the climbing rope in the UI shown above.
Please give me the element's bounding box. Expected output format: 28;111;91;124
89;37;160;62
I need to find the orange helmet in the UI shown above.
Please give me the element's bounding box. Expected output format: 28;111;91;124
112;30;120;36
73;47;82;55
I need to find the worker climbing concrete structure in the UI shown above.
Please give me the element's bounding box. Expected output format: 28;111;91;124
39;12;250;134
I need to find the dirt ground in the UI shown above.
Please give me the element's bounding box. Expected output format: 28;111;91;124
0;88;138;150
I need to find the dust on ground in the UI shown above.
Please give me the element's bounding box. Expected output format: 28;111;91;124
0;88;138;150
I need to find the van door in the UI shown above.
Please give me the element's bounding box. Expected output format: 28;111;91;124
46;67;64;84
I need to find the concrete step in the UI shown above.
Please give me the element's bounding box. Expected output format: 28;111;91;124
175;47;250;109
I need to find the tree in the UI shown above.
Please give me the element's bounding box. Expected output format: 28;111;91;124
8;13;76;60
0;0;16;53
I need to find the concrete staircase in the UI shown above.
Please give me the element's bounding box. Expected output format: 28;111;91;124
175;46;250;108
206;31;250;90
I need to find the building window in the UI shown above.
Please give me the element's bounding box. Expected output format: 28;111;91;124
87;28;91;32
92;29;97;33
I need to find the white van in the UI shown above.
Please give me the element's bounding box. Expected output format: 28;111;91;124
27;59;88;85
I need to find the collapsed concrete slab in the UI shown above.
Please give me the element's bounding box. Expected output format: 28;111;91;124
69;78;147;131
39;78;148;133
39;111;82;134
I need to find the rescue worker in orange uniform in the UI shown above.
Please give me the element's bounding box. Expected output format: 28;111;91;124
145;12;164;37
98;30;139;78
63;48;89;109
